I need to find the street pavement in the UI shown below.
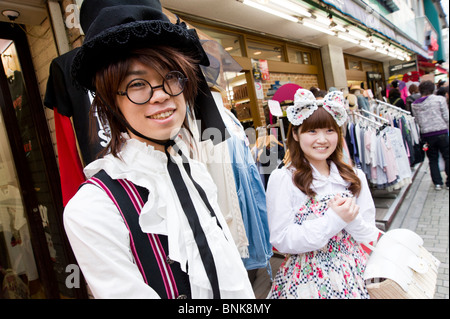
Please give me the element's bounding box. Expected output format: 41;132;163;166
390;157;449;299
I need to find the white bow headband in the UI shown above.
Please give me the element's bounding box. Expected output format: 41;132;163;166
286;89;348;127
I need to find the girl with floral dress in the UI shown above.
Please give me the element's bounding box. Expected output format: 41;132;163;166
266;89;379;299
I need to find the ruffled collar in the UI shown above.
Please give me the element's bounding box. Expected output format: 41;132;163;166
310;162;349;189
84;134;173;239
84;134;167;178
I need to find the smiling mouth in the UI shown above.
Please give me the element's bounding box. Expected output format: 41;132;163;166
314;147;328;150
149;110;174;120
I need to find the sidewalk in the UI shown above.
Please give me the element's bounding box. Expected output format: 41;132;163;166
389;158;449;299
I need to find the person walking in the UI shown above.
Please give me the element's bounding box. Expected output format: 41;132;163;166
63;0;254;299
388;87;406;110
266;89;379;299
411;80;449;190
436;86;449;110
406;84;420;112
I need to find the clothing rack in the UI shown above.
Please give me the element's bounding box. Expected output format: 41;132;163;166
360;109;390;123
349;111;383;127
257;118;287;150
375;99;411;115
349;111;390;135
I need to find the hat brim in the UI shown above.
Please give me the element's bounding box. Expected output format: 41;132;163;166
72;20;209;91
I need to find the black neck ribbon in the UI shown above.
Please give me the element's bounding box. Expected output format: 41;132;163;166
100;95;221;298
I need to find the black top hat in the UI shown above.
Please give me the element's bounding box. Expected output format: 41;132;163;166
72;0;209;91
71;0;228;146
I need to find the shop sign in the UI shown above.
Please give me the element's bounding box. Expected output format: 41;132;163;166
254;81;264;99
367;72;382;80
388;61;417;73
268;100;283;116
251;59;270;81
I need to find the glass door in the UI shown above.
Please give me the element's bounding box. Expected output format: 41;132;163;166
0;27;86;299
0;85;43;298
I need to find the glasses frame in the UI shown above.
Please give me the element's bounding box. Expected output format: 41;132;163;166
117;71;187;105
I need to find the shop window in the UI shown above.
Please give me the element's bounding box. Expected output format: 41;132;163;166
247;40;284;62
302;52;311;65
191;25;243;57
362;61;377;72
287;48;311;64
348;59;362;70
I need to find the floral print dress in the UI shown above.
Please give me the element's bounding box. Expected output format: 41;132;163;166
268;191;370;299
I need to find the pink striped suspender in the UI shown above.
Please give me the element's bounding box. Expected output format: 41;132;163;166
84;170;181;299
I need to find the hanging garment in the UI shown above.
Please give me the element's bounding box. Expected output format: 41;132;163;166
191;92;249;258
44;49;105;205
44;48;107;165
348;108;413;190
53;107;86;206
224;113;273;272
383;127;412;190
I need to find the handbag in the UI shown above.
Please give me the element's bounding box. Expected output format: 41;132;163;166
363;228;440;299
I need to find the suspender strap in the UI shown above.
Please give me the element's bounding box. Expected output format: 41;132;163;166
84;170;190;299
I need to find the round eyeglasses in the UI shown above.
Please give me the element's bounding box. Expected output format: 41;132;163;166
117;71;187;105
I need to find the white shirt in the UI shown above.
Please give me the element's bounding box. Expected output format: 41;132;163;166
266;162;379;255
64;136;254;299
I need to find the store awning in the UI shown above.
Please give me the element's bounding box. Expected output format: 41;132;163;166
321;0;429;57
436;65;448;74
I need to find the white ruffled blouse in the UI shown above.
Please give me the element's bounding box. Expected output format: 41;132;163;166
63;136;255;299
266;162;380;255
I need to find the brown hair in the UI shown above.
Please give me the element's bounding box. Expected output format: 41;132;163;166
91;46;201;158
408;84;418;94
287;106;361;197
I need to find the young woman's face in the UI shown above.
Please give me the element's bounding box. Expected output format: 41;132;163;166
293;127;338;168
116;60;187;148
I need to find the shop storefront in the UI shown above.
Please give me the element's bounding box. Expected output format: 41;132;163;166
344;53;386;99
0;22;87;299
186;20;325;131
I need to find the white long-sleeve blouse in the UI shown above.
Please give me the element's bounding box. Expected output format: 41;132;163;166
266;162;379;255
63;136;254;299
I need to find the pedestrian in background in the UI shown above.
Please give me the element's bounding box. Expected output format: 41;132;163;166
406;84;420;112
436;85;449;110
388;87;406;110
411;80;449;190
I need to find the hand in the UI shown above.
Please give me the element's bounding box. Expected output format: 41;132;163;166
328;194;359;223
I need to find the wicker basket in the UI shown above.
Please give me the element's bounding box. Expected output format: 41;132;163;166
366;246;440;299
364;229;440;299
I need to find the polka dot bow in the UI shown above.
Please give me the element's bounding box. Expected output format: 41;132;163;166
286;89;347;126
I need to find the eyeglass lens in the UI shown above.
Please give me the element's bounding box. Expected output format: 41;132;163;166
125;71;186;104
